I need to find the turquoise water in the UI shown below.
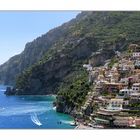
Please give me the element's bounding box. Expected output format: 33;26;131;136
0;85;75;129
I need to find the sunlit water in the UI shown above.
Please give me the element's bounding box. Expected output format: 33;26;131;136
0;85;74;129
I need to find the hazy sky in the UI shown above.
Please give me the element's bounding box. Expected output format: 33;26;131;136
0;11;80;65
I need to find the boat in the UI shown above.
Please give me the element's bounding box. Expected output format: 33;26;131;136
70;121;78;126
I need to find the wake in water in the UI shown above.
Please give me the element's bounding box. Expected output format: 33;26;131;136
0;89;6;92
30;113;42;126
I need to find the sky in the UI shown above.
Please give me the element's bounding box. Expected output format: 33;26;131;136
0;11;80;65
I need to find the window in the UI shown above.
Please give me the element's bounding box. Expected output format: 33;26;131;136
132;88;135;90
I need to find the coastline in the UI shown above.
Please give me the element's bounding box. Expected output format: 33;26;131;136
3;86;96;129
75;123;95;129
0;86;75;129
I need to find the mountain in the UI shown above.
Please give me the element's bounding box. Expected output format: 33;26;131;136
0;15;80;85
3;11;140;113
1;12;140;86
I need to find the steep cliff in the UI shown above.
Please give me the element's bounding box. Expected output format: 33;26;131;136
0;14;80;85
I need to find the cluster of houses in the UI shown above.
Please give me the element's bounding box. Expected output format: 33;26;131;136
80;44;140;128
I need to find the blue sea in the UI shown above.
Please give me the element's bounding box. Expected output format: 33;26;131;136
0;85;75;129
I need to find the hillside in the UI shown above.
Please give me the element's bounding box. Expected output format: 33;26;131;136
3;11;140;113
1;12;140;85
0;15;79;85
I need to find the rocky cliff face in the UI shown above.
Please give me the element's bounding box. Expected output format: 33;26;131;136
12;36;98;95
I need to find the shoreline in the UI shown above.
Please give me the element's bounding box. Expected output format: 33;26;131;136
3;87;94;129
74;123;95;129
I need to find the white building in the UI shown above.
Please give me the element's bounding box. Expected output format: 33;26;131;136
132;83;140;93
130;93;140;104
134;60;140;68
107;99;124;110
117;89;133;99
130;93;140;98
133;52;140;58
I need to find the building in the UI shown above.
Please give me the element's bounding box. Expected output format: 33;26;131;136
134;60;140;69
95;81;108;93
132;83;140;93
113;117;135;128
103;83;127;94
119;77;129;84
130;44;140;60
108;67;120;83
132;69;140;75
114;117;140;128
128;74;140;83
118;61;134;71
94;108;120;127
133;52;140;58
129;93;140;104
129;44;140;53
135;118;140;127
117;89;133;99
107;99;124;110
130;92;140;98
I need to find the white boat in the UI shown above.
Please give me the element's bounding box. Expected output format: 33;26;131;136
53;106;56;110
70;121;78;126
31;113;42;126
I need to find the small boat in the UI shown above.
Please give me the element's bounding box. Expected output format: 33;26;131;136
53;106;56;110
70;121;78;126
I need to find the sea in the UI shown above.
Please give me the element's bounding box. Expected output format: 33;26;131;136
0;85;75;129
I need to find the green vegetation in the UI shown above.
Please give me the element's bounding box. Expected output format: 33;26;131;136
16;69;32;90
125;103;140;116
128;103;140;108
102;92;110;96
126;110;140;116
57;69;90;110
